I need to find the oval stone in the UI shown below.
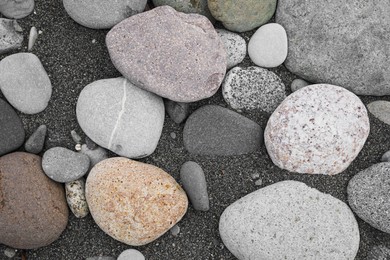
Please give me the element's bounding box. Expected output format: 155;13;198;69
65;178;89;218
367;100;390;125
86;157;188;246
0;0;34;19
216;29;246;69
264;84;369;175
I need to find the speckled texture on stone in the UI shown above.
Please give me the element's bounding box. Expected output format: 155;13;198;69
0;53;52;114
117;249;145;260
63;0;147;29
219;180;360;260
0;0;34;19
291;78;310;92
248;23;288;68
0;19;23;54
152;0;214;22
183;105;263;155
216;29;246;69
366;245;390;260
106;6;226;102
222;66;286;113
0;152;68;249
65;178;89;218
348;163;390;234
208;0;277;32
24;124;47;154
80;144;108;169
42;147;90;183
276;0;390;95
164;99;190;124
265;84;370;175
86;157;188;246
367;101;390;125
0;98;25;156
76;77;164;159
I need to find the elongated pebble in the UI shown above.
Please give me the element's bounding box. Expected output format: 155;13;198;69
65;178;89;218
28;26;38;51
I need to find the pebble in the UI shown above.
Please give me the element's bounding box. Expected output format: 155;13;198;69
164;99;190;124
63;0;147;29
80;144;108;169
254;179;262;186
290;78;310;92
264;84;370;175
219;180;360;260
75;143;81;151
86;157;188;246
250;173;260;179
216;29;246;69
24;124;47;154
0;53;52;114
180;161;209;211
152;0;214;22
367;245;390;260
86;257;115;260
222;66;286;113
117;249;145;260
3;248;16;258
170;225;180;236
347;163;390;234
184;105;263;155
71;129;82;144
65;178;89;218
208;0;277;32
381;150;390;162
0;19;23;54
76;77;164;158
106;6;226;102
248;23;288;68
170;132;177;139
42;147;90;183
28;26;38;51
0;0;34;19
367;100;390;125
0;152;68;249
0;99;25;156
85;136;97;150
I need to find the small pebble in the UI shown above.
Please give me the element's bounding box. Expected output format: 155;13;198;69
24;124;47;154
65;178;89;218
381;150;390;162
367;100;390;126
80;144;108;169
164;99;190;124
0;19;23;54
4;247;16;258
216;29;246;69
71;130;82;143
255;179;263;186
92;39;96;44
38;30;43;34
170;132;177;139
251;173;260;179
291;78;310;92
170;224;180;236
75;143;82;151
85;136;97;150
28;26;38;51
117;249;145;260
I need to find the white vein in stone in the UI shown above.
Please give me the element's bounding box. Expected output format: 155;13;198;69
108;79;127;149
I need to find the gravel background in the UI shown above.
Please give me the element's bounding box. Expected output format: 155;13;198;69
1;0;390;259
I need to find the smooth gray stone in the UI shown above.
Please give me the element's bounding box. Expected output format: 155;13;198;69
85;136;97;150
367;101;390;125
70;130;82;144
117;249;145;260
183;105;263;155
24;125;47;154
0;0;34;19
348;163;390;234
367;246;390;260
381;150;390;162
180;161;209;211
42;147;90;183
80;144;107;169
164;99;190;124
0;19;23;54
290;78;310;92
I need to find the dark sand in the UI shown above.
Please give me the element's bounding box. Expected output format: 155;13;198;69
1;0;390;259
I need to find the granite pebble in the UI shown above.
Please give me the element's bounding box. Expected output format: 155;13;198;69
0;19;23;54
216;29;246;69
65;178;89;218
24;124;47;154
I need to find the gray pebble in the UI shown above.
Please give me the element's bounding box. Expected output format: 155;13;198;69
254;179;262;186
86;257;115;260
4;247;16;258
80;144;108;169
24;125;47;154
170;132;177;139
164;99;190;124
28;26;38;51
367;100;390;125
117;249;145;260
85;136;97;150
290;78;310;92
170;224;180;236
0;19;23;54
381;150;390;162
71;130;82;144
180;161;209;211
251;173;260;179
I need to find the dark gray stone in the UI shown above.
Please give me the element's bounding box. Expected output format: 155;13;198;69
164;99;190;124
367;246;390;260
85;136;97;150
348;163;390;234
24;125;47;154
0;99;25;156
183;105;263;155
0;19;23;55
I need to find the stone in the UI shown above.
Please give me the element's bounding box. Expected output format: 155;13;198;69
264;84;369;175
42;147;90;183
152;0;214;22
85;136;97;150
28;26;38;51
70;130;82;144
3;247;16;258
0;0;34;19
219;180;360;260
80;144;108;169
63;0;147;29
291;78;310;92
117;249;145;260
367;246;390;260
86;257;115;260
106;6;226;102
381;151;390;162
180;161;209;211
216;29;246;69
0;53;52;114
347;163;390;234
367;101;390;125
65;178;89;218
222;66;286;113
24;124;47;154
208;0;277;32
0;19;23;54
183;105;263;155
170;132;177;139
76;77;164;158
0;99;25;156
86;157;188;246
248;23;288;68
164;99;190;124
0;152;68;249
276;0;390;96
170;224;180;236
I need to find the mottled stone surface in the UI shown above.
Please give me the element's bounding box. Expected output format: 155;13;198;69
0;152;68;249
106;6;226;102
348;163;390;234
76;77;164;158
183;105;263;155
222;66;286;113
219;181;360;260
0;19;23;54
208;0;277;32
0;0;34;19
117;249;145;260
86;157;188;246
65;178;89;218
216;29;246;69
276;0;390;95
152;0;214;21
24;124;46;154
265;84;370;175
291;78;310;92
63;0;147;29
367;101;390;125
164;99;190;124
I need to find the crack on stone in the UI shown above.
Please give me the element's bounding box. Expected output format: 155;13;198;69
108;79;127;150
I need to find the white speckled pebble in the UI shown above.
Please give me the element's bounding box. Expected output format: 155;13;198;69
65;178;89;218
117;249;145;260
216;29;246;69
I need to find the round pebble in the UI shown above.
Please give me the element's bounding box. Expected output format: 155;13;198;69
381;150;390;162
164;100;190;124
4;248;16;258
65;178;89;218
367;100;390;125
290;78;310;92
216;29;246;69
170;225;180;236
117;249;145;260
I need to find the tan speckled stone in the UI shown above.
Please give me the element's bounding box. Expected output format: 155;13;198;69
86;157;188;246
65;178;89;218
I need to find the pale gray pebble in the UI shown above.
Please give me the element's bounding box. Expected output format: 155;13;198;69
0;19;23;54
85;136;97;150
180;161;209;211
254;179;262;186
71;130;82;144
42;147;90;183
28;26;37;51
216;29;246;69
65;178;89;218
290;78;310;92
170;224;180;236
367;100;390;125
24;124;47;154
251;173;260;179
170;132;177;139
381;150;390;162
164;99;190;124
86;257;115;260
80;144;108;169
367;245;390;260
117;249;145;260
4;247;16;258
